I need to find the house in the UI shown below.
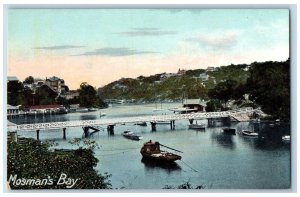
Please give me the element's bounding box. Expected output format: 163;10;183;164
199;73;209;82
45;76;68;94
177;69;186;76
28;104;67;115
7;104;19;115
7;76;19;82
60;90;79;100
37;84;58;97
160;73;177;80
183;99;206;112
206;67;216;72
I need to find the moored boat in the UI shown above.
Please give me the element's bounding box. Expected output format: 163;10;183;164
76;108;89;113
188;124;205;130
282;135;290;142
88;107;98;112
241;130;259;137
140;140;182;162
134;122;147;126
122;131;143;141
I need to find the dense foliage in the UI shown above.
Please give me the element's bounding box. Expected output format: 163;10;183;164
7;138;111;189
78;82;108;108
7;80;107;108
246;60;290;120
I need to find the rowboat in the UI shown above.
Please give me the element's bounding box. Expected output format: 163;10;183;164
241;130;258;137
189;124;205;130
122;131;143;141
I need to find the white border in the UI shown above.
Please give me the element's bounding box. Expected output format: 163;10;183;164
1;1;298;195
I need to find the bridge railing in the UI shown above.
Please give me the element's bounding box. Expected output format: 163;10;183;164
8;108;258;132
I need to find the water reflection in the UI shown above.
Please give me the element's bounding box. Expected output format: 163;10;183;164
210;130;236;150
141;158;182;172
239;122;291;150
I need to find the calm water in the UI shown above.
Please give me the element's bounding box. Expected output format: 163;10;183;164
9;103;291;189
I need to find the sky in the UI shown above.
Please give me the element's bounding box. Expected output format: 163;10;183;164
7;9;289;89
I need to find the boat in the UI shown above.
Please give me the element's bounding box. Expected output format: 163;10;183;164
134;122;147;126
222;128;236;135
122;131;143;141
282;135;290;142
241;130;259;137
75;108;89;113
140;140;182;162
189;124;205;130
88;108;98;112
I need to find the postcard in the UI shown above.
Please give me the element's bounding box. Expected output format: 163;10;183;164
5;6;293;191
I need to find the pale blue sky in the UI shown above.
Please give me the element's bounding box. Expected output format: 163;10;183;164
7;9;290;88
8;9;289;55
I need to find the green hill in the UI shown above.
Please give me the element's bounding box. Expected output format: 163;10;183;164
98;63;249;102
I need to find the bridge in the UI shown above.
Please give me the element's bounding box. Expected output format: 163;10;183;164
7;107;261;140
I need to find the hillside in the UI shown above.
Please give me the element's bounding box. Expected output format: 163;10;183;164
98;63;249;102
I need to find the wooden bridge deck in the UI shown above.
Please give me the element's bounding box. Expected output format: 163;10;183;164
7;108;259;132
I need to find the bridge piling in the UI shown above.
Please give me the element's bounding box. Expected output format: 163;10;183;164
170;120;175;130
36;130;40;141
150;122;156;131
63;128;66;140
107;125;115;135
83;127;89;138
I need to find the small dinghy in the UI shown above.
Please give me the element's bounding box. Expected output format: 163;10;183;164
241;130;259;137
134;122;147;126
188;124;205;130
122;131;143;141
282;135;290;142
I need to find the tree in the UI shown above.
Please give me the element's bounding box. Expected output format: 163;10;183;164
7;138;112;189
56;96;69;107
23;76;34;84
246;59;290;120
7;80;24;106
21;86;34;107
205;99;223;112
78;82;97;107
208;80;238;108
35;85;58;105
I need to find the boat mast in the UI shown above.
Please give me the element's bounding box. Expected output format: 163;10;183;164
159;143;183;153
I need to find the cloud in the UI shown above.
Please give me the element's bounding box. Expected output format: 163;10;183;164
73;47;159;57
185;32;239;51
117;28;177;36
34;45;85;50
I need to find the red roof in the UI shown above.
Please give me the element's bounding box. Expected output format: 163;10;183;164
30;105;63;110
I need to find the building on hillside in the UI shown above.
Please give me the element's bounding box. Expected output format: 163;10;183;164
45;76;68;94
160;73;177;80
7;76;19;82
60;90;79;100
199;73;209;82
38;84;58;97
206;67;216;72
177;69;187;76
